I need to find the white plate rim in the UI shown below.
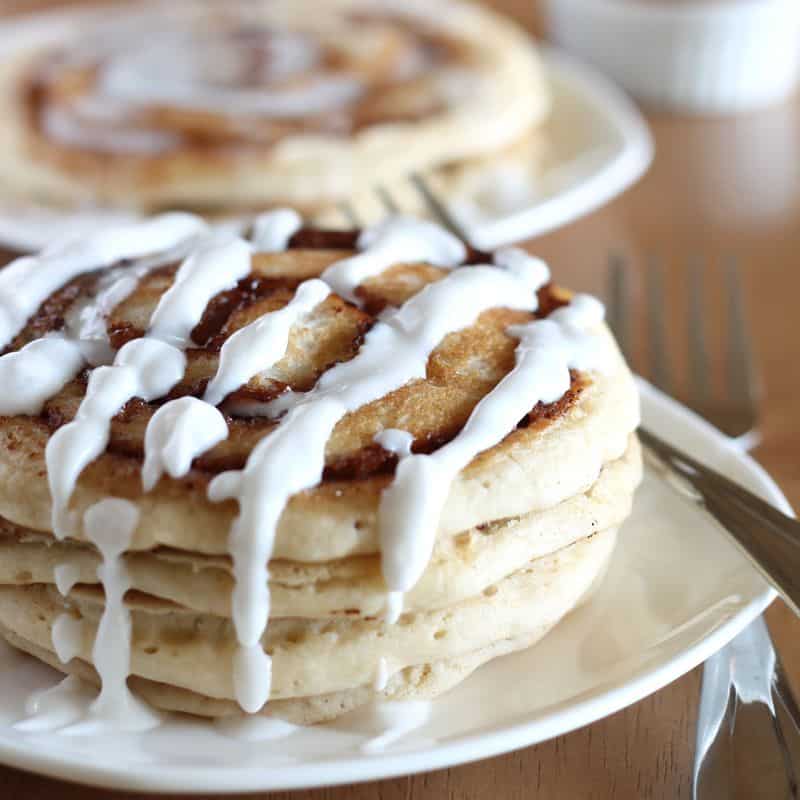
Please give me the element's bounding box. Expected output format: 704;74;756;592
466;46;655;250
0;380;784;793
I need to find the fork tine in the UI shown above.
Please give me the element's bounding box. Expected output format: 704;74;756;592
725;256;759;430
606;253;630;362
409;172;467;240
646;255;673;395
687;255;710;410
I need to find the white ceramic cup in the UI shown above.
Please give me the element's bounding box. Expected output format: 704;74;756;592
543;0;800;113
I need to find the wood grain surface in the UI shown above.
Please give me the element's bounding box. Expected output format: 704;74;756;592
0;0;798;797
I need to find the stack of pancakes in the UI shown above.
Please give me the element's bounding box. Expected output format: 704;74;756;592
0;225;640;723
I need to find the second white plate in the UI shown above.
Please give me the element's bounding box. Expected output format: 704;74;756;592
0;46;653;253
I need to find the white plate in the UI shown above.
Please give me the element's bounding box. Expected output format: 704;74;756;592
0;37;653;253
452;47;654;250
0;381;785;793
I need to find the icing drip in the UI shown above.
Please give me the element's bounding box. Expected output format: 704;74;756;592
0;239;200;419
142;397;228;492
492;247;550;288
0;336;85;417
54;563;81;596
66;245;196;366
385;592;404;626
204;279;330;407
0;212;205;350
374;429;414;459
147;235;252;349
227;390;303;420
51;613;83;664
321;217;466;304
208;262;545;711
373;657;390;692
361;701;432;754
46;233;253;536
46;338;186;538
79;498;160;731
214;714;299;742
232;644;273;715
13;676;95;733
379;293;607;622
250;209;303;252
69;275;139;367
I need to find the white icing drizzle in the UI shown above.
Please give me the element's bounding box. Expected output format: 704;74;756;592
0;238;201;419
53;563;81;596
147;235;252;349
492;247;550;288
374;429;414;459
0;336;85;417
0;213;205;350
379;293;607;623
250;209;303;252
66;245;193;367
79;498;160;731
208;262;544;712
142;397;228;492
51;613;83;664
203;279;330;407
232;644;273;715
227;390;302;420
69;275;138;367
13;675;95;733
360;701;432;754
320;217;466;304
214;714;299;742
46;232;254;536
384;592;405;626
373;657;390;692
46;338;186;538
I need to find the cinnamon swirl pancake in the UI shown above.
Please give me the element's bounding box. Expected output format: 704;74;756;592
0;0;548;219
0;212;640;724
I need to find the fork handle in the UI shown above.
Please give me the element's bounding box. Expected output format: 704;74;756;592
639;428;800;617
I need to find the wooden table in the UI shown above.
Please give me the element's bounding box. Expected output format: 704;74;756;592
1;1;799;796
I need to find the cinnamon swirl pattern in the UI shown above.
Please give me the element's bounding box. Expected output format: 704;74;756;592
0;0;549;218
0;212;640;726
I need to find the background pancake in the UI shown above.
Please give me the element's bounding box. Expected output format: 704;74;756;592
0;0;549;216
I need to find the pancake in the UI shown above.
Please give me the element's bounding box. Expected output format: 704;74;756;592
0;0;549;217
0;248;638;560
0;438;640;618
0;528;616;722
0;211;641;723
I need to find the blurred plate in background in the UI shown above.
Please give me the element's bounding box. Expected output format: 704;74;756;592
0;47;652;253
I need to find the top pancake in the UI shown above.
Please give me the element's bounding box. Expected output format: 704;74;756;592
0;229;639;561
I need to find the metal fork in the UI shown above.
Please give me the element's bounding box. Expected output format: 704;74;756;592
352;179;800;618
607;255;800;799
